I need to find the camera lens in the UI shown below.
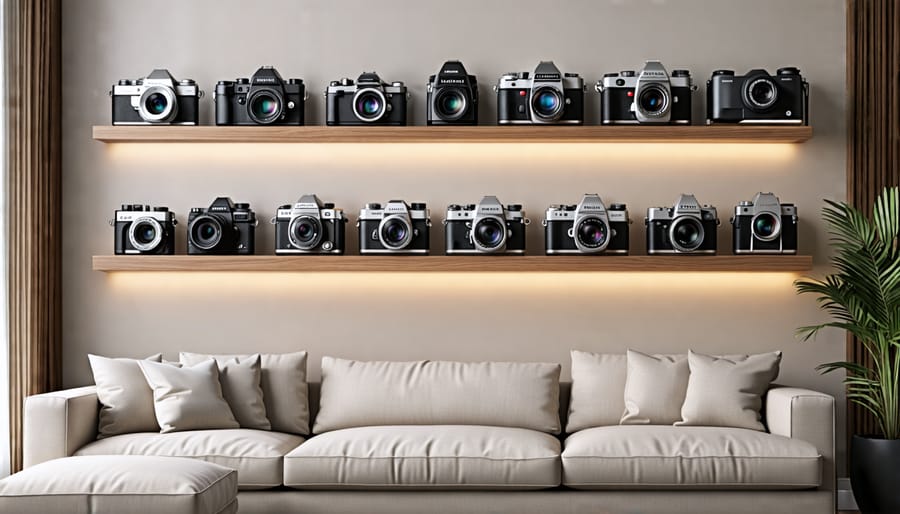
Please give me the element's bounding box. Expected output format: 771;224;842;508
145;93;168;115
379;217;411;250
190;216;223;251
353;89;386;122
638;86;668;116
249;90;282;124
752;212;781;241
289;216;322;250
473;218;505;250
128;217;164;253
531;87;563;120
435;89;467;121
576;218;609;249
745;78;778;110
670;217;704;252
135;223;157;245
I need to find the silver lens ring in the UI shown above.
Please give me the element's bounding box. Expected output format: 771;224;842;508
378;215;413;250
636;84;670;117
751;212;782;241
352;88;388;122
189;215;223;251
138;85;178;123
531;86;564;121
127;217;164;253
472;216;507;253
288;215;323;250
574;217;610;253
669;216;705;253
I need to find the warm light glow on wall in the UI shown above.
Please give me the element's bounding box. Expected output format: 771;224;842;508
105;143;799;168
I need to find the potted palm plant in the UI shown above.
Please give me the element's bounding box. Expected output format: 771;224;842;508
795;186;900;514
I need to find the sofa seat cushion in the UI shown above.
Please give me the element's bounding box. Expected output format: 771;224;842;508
562;425;821;490
75;429;303;490
284;425;561;490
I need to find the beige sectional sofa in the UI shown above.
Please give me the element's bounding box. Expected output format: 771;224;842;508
20;355;835;514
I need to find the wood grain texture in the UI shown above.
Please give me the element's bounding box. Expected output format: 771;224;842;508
92;125;813;144
92;255;813;273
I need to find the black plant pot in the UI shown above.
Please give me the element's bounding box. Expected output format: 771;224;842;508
851;435;900;514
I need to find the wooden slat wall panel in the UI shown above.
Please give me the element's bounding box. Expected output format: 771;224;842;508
4;0;62;472
846;0;900;444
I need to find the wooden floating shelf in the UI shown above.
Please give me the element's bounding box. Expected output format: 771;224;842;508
92;125;812;144
92;255;813;273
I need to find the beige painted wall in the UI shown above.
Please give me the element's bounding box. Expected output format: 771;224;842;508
61;0;848;465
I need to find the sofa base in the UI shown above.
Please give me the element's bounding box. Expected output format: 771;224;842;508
237;489;833;514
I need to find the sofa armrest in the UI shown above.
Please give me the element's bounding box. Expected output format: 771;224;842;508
23;386;99;468
766;386;835;496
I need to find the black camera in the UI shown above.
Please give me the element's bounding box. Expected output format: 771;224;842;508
113;204;176;255
273;195;346;255
707;68;808;124
326;72;408;126
358;200;430;254
187;197;256;255
598;61;694;125
111;69;201;125
444;196;529;254
646;194;719;255
495;61;584;124
215;66;306;126
427;60;478;125
543;194;629;255
732;192;798;254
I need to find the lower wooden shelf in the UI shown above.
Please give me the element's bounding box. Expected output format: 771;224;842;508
92;255;813;273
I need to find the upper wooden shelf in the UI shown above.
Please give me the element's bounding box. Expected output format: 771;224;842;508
92;255;813;273
92;125;813;144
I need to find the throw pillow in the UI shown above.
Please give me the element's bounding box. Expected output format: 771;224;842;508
89;353;162;437
208;354;269;430
620;350;689;425
566;351;628;432
139;359;239;433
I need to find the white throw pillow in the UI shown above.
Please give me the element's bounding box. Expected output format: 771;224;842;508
677;350;782;431
180;351;308;434
139;359;239;433
210;354;269;430
620;350;689;425
566;351;628;432
89;354;163;437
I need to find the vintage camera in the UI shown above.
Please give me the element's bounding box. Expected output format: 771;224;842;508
731;192;798;254
427;60;478;125
215;66;306;125
358;200;430;254
187;197;256;255
272;195;346;255
543;195;629;255
598;61;694;125
646;194;719;254
495;61;584;124
112;204;176;255
444;196;529;254
707;67;808;124
111;69;201;125
326;72;408;126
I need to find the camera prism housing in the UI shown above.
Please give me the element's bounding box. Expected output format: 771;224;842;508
326;72;408;126
215;66;306;126
427;60;478;125
187;197;256;255
111;69;201;125
732;192;798;254
646;194;719;255
113;204;176;255
707;67;808;124
273;194;346;255
358;200;430;254
544;194;629;255
496;61;584;125
444;196;529;255
598;61;694;125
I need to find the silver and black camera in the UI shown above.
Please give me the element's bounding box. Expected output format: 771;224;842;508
444;196;529;254
326;72;408;126
598;61;694;125
272;195;346;255
113;204;176;255
111;69;201;125
358;200;431;254
646;194;719;254
543;194;630;255
731;192;798;254
495;61;584;124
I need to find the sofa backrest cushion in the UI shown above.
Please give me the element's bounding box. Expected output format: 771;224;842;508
566;351;627;433
313;357;562;434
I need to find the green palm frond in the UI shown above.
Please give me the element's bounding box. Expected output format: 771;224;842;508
795;187;900;439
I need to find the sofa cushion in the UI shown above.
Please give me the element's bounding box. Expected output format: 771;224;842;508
0;455;237;514
567;351;627;432
88;354;163;437
621;350;689;425
206;354;270;430
139;359;239;433
284;425;561;490
561;425;821;490
313;357;561;434
74;429;303;490
181;351;309;435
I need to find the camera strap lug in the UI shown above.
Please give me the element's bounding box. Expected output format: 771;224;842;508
523;218;531;225
541;219;547;227
107;219;114;227
594;83;604;93
690;84;699;92
269;216;277;225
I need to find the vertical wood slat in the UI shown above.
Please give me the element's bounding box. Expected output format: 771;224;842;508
846;0;900;448
4;0;62;473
